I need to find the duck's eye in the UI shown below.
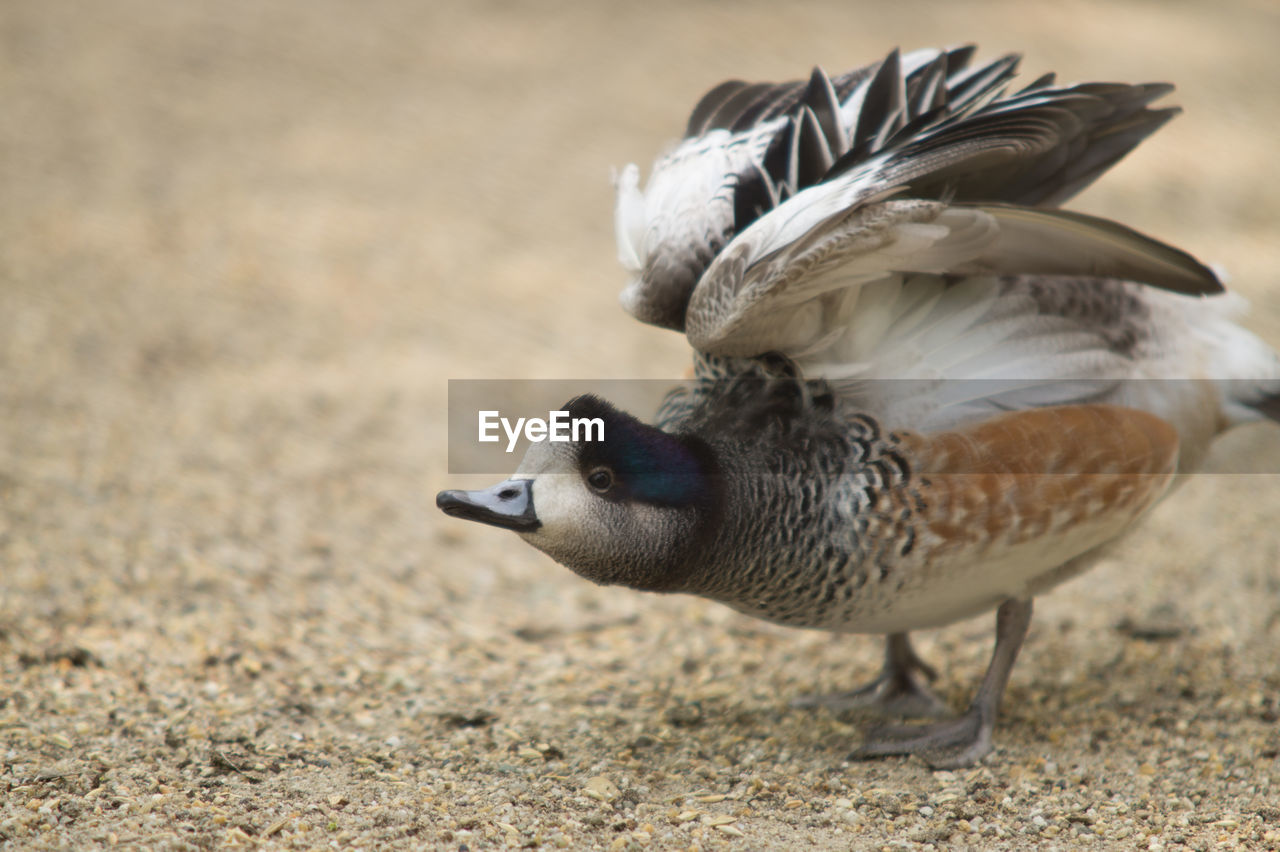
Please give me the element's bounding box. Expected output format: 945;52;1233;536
586;467;614;493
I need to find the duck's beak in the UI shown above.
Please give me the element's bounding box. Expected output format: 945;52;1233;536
436;478;540;532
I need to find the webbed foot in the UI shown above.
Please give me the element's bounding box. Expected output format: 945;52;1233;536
792;633;949;718
847;598;1034;768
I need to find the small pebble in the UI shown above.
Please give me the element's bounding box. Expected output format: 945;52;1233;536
583;777;620;803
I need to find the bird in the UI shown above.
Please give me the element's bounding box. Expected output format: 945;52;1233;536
436;45;1280;768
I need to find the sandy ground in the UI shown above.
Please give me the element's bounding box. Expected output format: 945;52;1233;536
3;1;1280;849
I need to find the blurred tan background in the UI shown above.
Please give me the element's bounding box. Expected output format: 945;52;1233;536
3;1;1279;848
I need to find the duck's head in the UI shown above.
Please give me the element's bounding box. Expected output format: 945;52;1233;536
437;395;719;592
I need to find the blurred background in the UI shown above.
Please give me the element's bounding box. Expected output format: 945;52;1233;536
2;0;1278;845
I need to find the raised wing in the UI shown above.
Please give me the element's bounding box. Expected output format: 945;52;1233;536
684;198;1221;356
615;46;1180;333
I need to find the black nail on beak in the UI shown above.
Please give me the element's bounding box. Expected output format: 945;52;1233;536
437;478;540;532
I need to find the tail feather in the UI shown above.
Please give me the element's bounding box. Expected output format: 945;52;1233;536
1243;393;1280;424
1188;293;1280;427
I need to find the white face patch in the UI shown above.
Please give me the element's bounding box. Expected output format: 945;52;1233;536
524;474;596;547
511;440;597;549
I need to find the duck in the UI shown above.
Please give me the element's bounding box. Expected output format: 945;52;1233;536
437;45;1280;768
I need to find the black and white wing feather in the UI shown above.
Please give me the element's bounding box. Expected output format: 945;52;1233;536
614;45;1205;335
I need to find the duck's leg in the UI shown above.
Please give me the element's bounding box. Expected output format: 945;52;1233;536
792;632;950;719
850;597;1033;769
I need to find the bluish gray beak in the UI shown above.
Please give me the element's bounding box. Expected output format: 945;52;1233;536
436;478;540;532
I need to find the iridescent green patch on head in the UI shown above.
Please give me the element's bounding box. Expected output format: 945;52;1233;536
564;395;714;508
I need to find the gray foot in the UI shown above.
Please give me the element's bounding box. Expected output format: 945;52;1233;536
792;633;950;719
848;598;1034;768
851;705;991;769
